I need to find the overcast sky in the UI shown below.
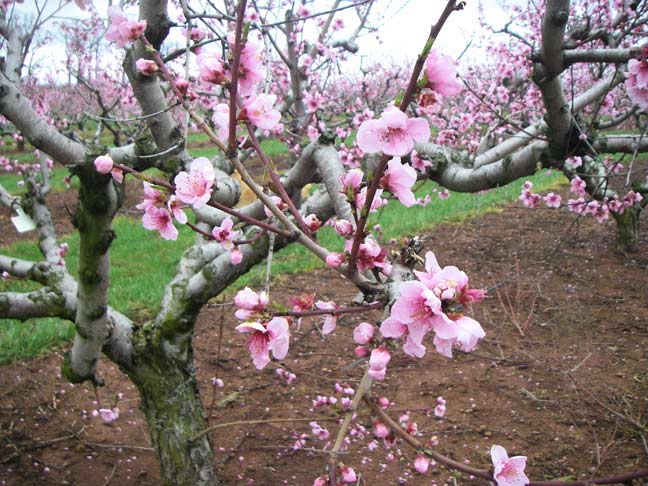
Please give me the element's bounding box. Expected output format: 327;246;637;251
14;0;517;79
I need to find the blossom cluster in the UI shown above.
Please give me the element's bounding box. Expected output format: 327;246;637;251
233;287;290;369
377;251;485;375
626;57;648;112
520;178;644;224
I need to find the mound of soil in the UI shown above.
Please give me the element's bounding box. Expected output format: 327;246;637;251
1;191;647;485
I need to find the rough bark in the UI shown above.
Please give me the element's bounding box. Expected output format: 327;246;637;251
612;206;640;253
130;346;218;486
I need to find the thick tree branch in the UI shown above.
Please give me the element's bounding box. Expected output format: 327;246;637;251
563;46;644;65
0;288;73;320
593;135;648;154
417;140;550;192
0;74;86;165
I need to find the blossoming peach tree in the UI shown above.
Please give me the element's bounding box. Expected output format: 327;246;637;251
1;0;648;485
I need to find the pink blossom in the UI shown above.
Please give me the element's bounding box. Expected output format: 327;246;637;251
228;36;264;96
212;104;230;142
94;155;113;174
142;206;178;240
1;271;9;280
313;476;327;486
380;157;417;207
315;300;338;334
339;465;356;483
243;94;281;130
263;195;288;218
331;218;354;237
344;237;391;274
98;407;120;425
235;317;290;369
626;58;648;112
434;404;446;417
491;445;529;486
230;247;243;265
212;217;240;250
570;176;586;196
353;322;374;345
543;192;561;208
197;52;226;85
105;6;146;49
519;189;541;208
368;346;391;380
303;213;322;232
234;287;268;320
567;197;586;213
136;58;158;76
564;156;583;170
372;420;390;438
340;168;364;199
357;106;430;156
325;252;344;268
211;377;224;388
414;455;430;474
424;50;462;96
167;196;187;224
310;421;330;440
136;182;165;211
174;157;215;209
354;346;368;357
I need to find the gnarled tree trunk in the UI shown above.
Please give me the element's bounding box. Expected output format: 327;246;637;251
130;345;218;486
612;206;640;253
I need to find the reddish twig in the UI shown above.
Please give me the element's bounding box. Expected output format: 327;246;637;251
347;0;460;273
364;395;648;485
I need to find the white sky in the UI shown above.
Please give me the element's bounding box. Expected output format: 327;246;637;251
12;0;517;79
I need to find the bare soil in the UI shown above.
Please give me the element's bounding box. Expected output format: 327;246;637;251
1;187;648;485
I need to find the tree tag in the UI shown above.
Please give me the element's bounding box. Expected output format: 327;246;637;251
11;208;36;233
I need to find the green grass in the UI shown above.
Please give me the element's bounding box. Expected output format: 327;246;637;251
0;217;195;364
0;135;564;364
228;170;565;291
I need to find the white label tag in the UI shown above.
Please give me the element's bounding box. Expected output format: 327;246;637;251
11;208;36;233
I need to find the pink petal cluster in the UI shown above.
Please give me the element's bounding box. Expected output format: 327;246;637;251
142;205;178;240
98;407;120;425
380;157;418;207
242;94;281;131
380;251;485;360
519;181;541;208
105;6;147;49
211;104;230;143
234;287;288;369
414;455;431;474
315;300;338;334
368;346;391;380
353;322;374;345
234;287;269;321
228;35;264;96
236;317;290;369
136;182;185;240
135;58;158;76
491;445;529;486
357;106;430;156
626;58;648;112
424;50;462;96
174;157;215;209
212;217;242;265
197;52;226;85
542;192;561;208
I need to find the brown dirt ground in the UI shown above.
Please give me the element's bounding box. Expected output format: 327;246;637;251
1;185;648;486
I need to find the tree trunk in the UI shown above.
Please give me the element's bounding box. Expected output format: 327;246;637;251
131;347;218;486
612;206;640;253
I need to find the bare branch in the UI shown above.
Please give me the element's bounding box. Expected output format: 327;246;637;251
0;287;73;320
